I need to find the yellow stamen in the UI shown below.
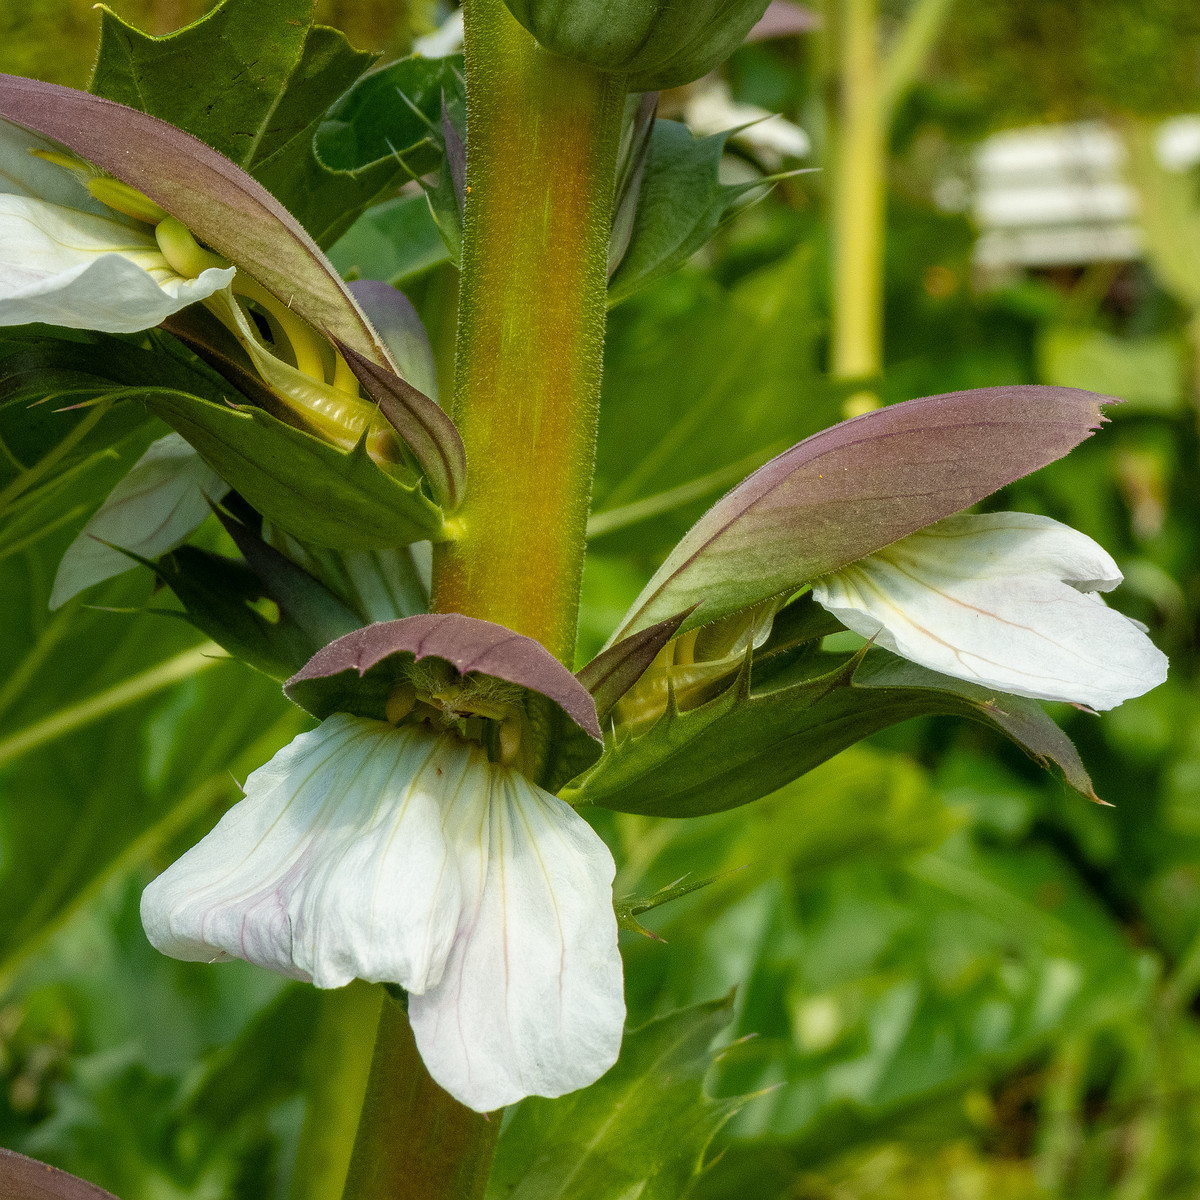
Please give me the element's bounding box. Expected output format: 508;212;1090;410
386;682;417;725
498;716;522;766
30;148;92;174
88;177;168;225
332;348;360;396
232;273;328;384
155;217;230;278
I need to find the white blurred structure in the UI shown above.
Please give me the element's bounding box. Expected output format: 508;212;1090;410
413;9;464;57
951;116;1200;271
684;80;810;166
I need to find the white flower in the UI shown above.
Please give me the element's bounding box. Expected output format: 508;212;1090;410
811;511;1168;710
140;713;625;1112
50;434;228;609
0;119;234;333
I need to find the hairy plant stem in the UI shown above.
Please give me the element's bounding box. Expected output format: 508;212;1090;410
432;0;625;665
342;2;625;1195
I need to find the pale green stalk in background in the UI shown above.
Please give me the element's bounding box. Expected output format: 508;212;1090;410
825;0;956;416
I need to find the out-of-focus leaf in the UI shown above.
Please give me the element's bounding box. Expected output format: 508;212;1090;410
1040;326;1184;414
1123;117;1200;309
566;637;1094;816
608;121;774;306
609;385;1113;642
144;389;446;549
0;549;302;992
611;745;1148;1161
581;247;829;659
329;193;452;286
486;996;746;1200
0;75;394;366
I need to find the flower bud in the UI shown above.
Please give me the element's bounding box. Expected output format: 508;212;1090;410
502;0;771;90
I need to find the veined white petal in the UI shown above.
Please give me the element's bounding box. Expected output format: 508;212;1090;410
141;715;468;993
410;769;625;1113
0;194;234;332
50;434;229;609
812;512;1168;709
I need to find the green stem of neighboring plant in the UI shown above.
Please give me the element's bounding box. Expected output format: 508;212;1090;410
292;983;384;1200
827;0;956;417
431;0;625;665
0;642;222;769
829;0;885;415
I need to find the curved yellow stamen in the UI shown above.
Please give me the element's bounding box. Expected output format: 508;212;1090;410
89;178;169;225
332;349;360;396
155;217;230;277
231;273;328;385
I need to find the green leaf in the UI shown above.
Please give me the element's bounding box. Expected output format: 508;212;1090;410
143;389;446;550
565;635;1095;817
328;193;452;286
487;996;747;1200
148;546;318;680
608;121;769;306
314;54;464;182
314;54;467;259
89;0;406;248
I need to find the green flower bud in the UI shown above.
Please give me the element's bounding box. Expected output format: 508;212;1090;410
502;0;771;90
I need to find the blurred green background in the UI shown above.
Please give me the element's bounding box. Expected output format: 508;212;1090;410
5;1;1200;1197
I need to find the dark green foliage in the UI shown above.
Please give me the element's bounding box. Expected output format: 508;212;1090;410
942;0;1200;123
89;0;411;247
488;997;746;1199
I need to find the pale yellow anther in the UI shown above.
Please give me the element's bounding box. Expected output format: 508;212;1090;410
386;682;417;725
156;217;231;279
88;177;169;225
498;716;523;767
30;148;92;174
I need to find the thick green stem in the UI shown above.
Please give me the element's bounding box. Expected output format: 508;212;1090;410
829;0;885;415
340;994;500;1200
344;3;625;1194
431;0;625;665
